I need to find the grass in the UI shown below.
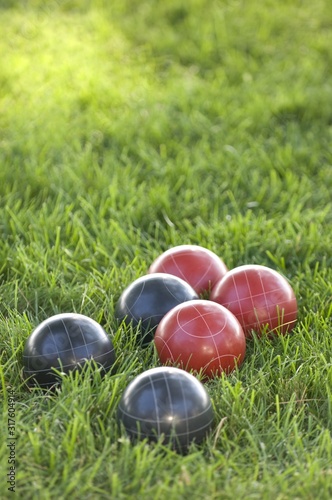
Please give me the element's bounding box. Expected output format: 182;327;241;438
0;0;332;497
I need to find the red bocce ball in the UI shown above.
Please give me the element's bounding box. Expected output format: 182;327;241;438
154;299;246;378
210;264;297;338
149;245;228;295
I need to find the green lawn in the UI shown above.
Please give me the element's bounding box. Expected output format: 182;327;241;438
0;0;332;498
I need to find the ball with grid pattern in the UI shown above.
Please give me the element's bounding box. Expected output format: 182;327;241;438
23;313;116;388
155;299;246;378
115;273;198;344
149;244;228;295
210;264;298;338
117;366;214;452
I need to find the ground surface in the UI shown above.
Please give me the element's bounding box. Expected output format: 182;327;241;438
0;1;331;498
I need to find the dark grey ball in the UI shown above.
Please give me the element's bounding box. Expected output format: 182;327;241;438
23;313;116;388
115;273;198;344
118;366;214;452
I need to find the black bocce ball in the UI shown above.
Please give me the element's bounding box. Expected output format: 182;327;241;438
115;273;198;344
117;366;214;452
23;313;116;388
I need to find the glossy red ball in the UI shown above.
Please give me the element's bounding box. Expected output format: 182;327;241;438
154;299;246;378
149;245;228;295
210;265;297;338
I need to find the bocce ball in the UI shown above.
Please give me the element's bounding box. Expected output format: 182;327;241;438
149;244;228;295
155;299;246;378
210;264;298;338
117;366;214;452
115;273;198;344
23;313;116;388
